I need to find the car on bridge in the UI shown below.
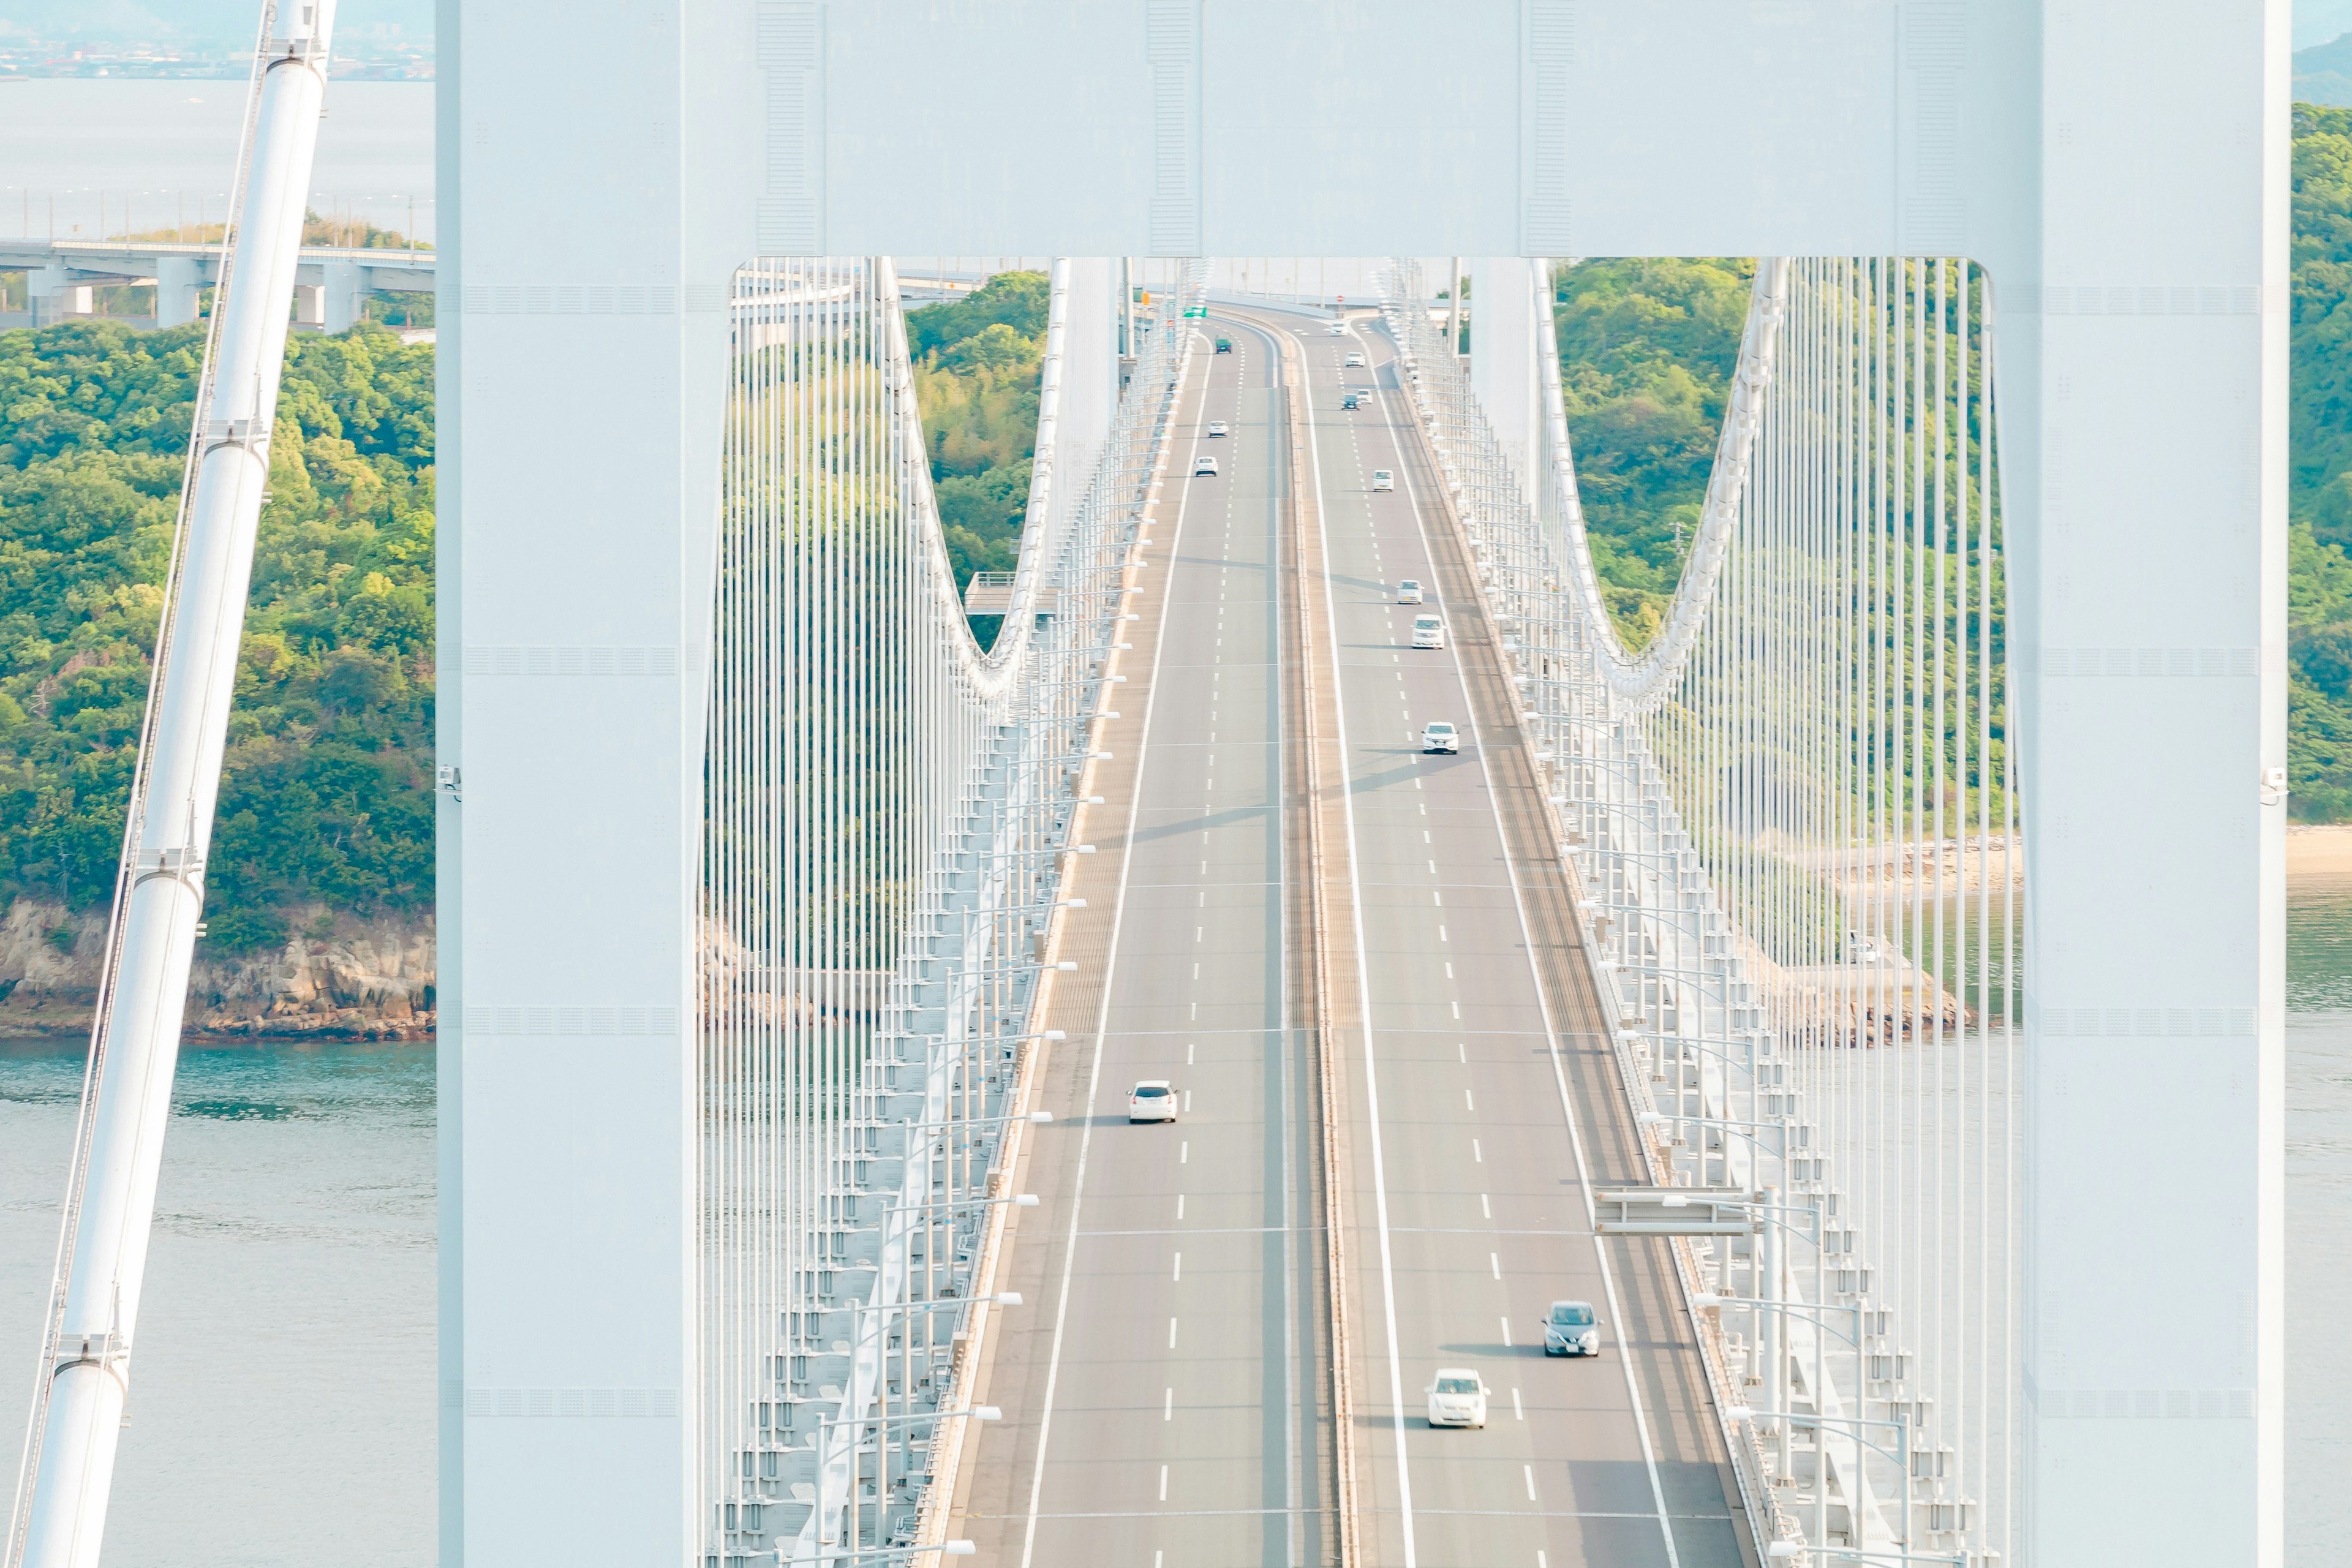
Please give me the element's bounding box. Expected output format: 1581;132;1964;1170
1214;336;1232;353
1411;614;1446;649
1344;350;1366;368
1397;579;1423;603
1422;721;1458;754
1372;469;1394;492
1194;455;1219;477
1208;420;1228;437
1342;392;1363;411
1545;1299;1602;1357
1127;1080;1177;1123
1326;321;1346;335
1425;1370;1490;1429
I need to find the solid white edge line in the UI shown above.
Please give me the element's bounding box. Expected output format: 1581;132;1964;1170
1018;323;1209;1568
1371;325;1684;1568
1308;313;1420;1568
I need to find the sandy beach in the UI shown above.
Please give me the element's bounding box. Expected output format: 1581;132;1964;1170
2291;824;2352;881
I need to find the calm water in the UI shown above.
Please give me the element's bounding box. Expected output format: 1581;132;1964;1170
0;79;434;242
2287;878;2352;1555
0;1040;434;1566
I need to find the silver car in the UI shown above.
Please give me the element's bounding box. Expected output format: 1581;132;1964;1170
1544;1299;1601;1357
1422;722;1458;754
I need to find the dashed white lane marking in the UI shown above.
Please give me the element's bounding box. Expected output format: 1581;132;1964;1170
1490;1252;1502;1280
1465;1088;1475;1110
1524;1464;1538;1502
1180;1141;1189;1164
1168;1318;1178;1349
1501;1317;1512;1346
1480;1193;1491;1218
1174;1253;1183;1282
1159;1465;1169;1502
1439;924;1449;942
1513;1387;1525;1421
1165;1388;1174;1420
1473;1138;1483;1163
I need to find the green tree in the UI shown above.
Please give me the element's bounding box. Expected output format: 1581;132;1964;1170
0;318;436;944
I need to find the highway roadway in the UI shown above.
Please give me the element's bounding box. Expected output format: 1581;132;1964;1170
954;301;1754;1568
1292;309;1752;1568
957;314;1327;1566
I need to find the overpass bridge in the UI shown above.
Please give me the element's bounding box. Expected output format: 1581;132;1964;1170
6;5;2282;1568
0;236;432;330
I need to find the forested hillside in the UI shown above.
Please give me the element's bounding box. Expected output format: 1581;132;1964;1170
904;271;1048;608
0;319;434;952
1549;257;1752;649
2290;104;2352;820
1554;116;2352;823
0;268;1043;982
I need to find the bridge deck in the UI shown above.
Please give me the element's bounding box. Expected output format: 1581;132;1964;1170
951;303;1753;1567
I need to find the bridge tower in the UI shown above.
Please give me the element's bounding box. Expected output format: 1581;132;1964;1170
445;4;2285;1563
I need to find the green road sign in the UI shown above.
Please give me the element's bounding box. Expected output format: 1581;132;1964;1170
1182;306;1207;317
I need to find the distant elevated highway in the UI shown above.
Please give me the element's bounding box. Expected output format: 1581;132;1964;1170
0;237;432;330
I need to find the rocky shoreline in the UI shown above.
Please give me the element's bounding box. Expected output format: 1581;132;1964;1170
0;899;434;1042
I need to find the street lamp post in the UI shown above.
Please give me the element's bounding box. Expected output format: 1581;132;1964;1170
811;1404;1000;1565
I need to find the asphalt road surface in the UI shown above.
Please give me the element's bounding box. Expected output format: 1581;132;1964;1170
954;304;1752;1568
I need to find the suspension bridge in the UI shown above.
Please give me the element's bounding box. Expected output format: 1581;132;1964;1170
7;4;2283;1568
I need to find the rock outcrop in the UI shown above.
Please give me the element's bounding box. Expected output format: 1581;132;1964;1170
0;899;434;1041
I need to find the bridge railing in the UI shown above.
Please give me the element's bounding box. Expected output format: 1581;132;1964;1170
1383;255;2019;1568
695;256;1200;1567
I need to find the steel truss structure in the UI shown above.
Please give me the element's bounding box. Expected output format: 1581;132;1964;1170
1389;255;2022;1567
696;258;1202;1564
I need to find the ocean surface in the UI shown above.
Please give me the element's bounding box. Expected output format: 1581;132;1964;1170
2286;873;2352;1555
0;1040;434;1567
0;78;434;243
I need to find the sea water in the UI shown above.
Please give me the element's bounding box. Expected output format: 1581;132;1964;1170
0;78;434;243
0;1039;434;1567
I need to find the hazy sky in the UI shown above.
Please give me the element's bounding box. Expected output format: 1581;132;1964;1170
0;1;432;42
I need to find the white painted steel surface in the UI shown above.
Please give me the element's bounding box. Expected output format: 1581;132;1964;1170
452;4;2285;1563
6;5;339;1566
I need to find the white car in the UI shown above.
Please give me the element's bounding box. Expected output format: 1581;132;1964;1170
1344;351;1367;368
1207;420;1229;437
1371;469;1395;492
1397;579;1424;605
1544;1299;1602;1357
1326;322;1347;336
1194;455;1219;477
1411;614;1446;649
1425;1369;1489;1429
1128;1080;1177;1123
1422;721;1458;754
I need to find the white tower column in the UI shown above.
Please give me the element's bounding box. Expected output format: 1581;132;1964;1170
153;257;203;329
441;0;762;1559
1469;256;1544;511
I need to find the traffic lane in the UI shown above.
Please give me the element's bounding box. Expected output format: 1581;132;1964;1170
1354;328;1752;1567
1311;323;1690;1563
1012;315;1286;1561
1301;308;1717;1562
